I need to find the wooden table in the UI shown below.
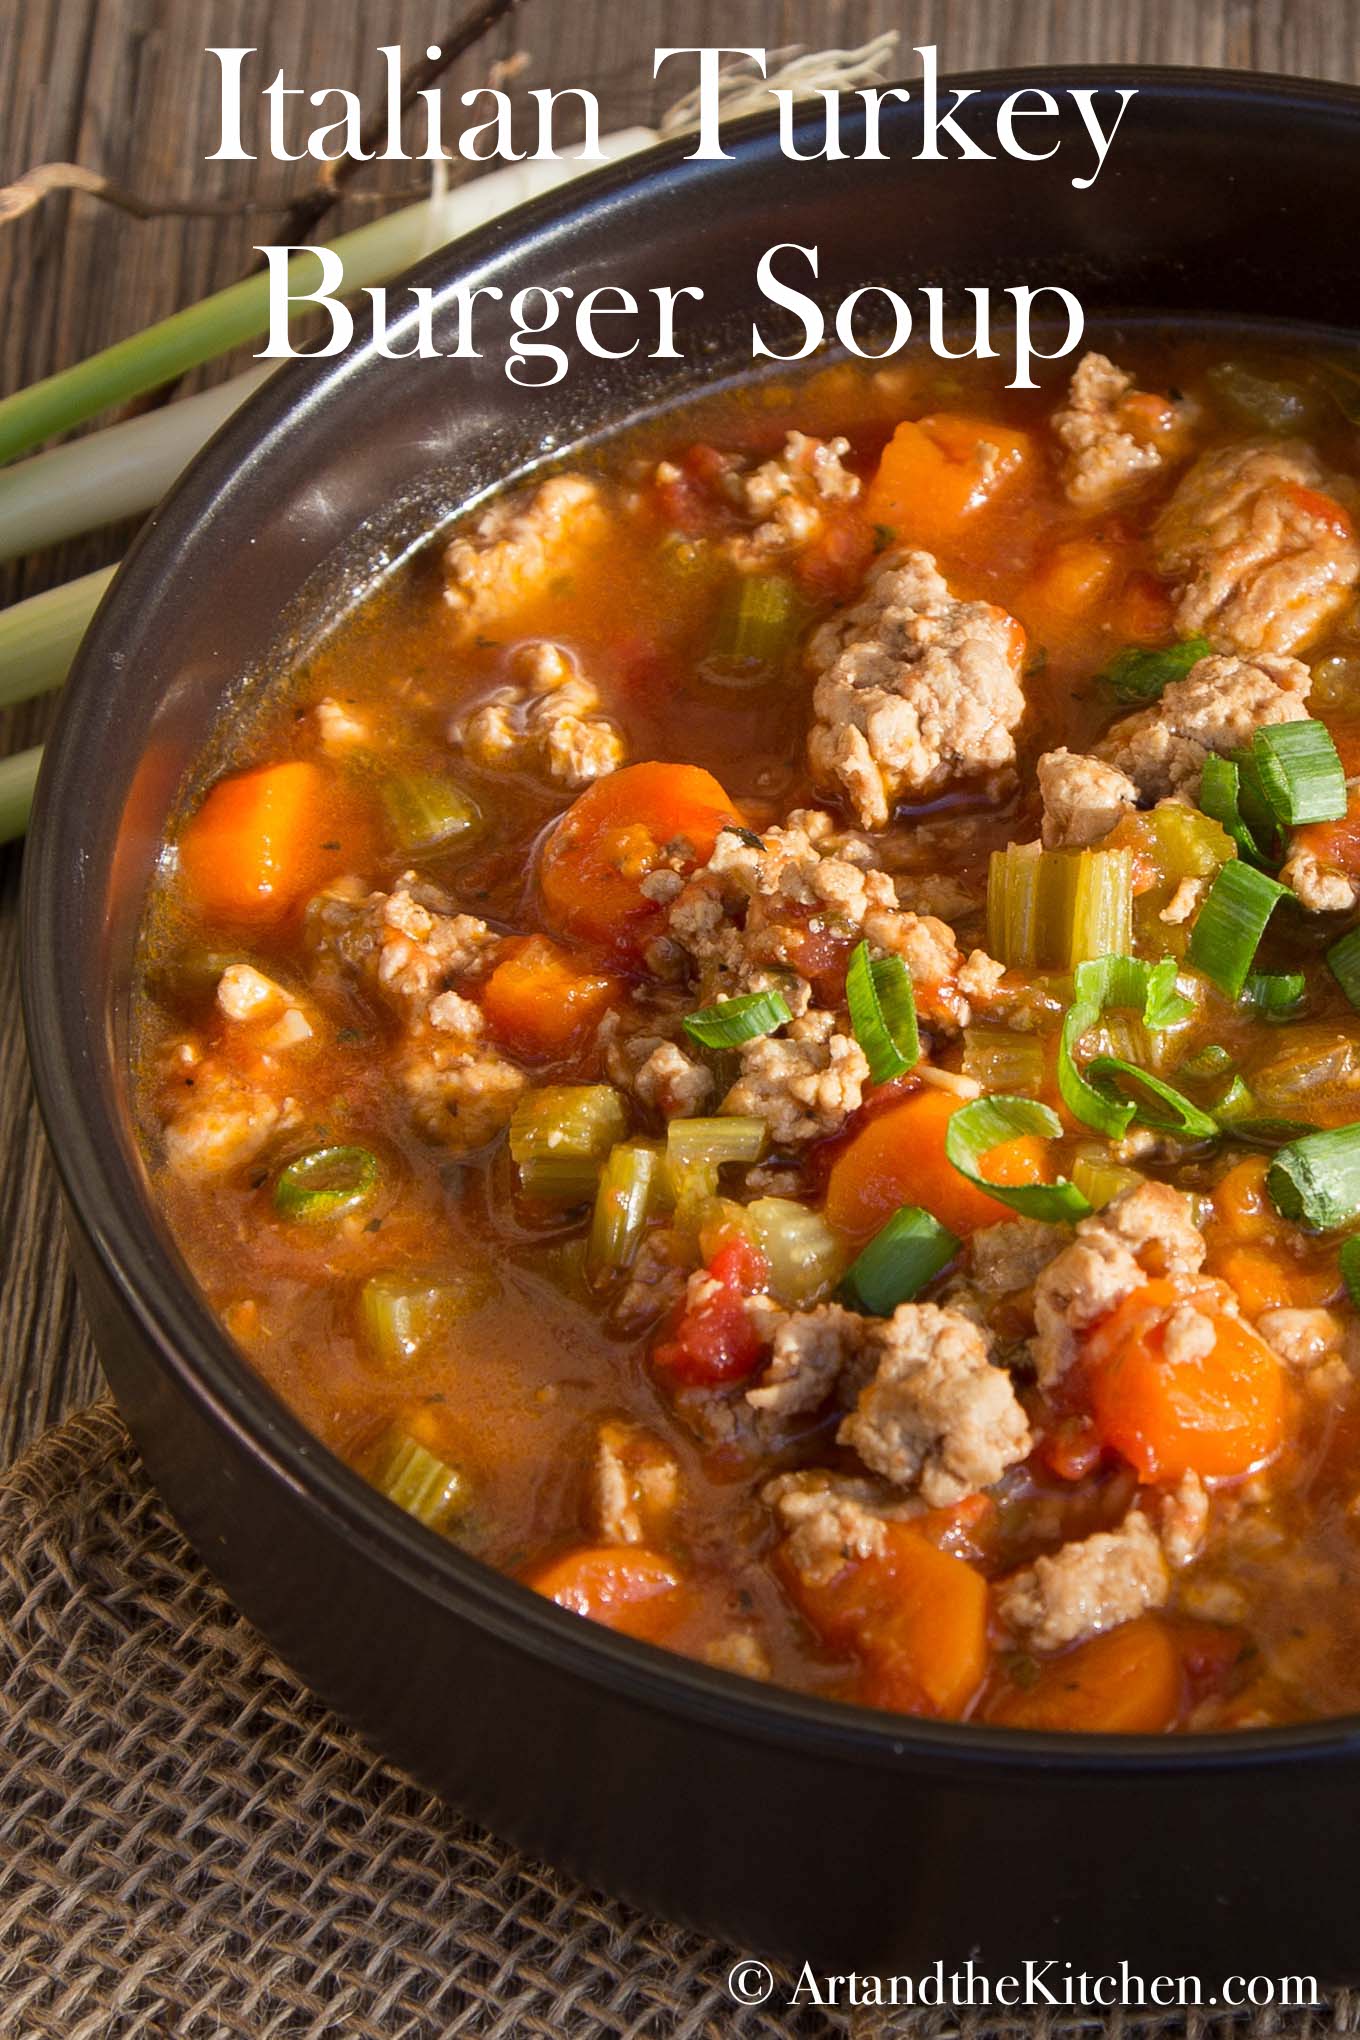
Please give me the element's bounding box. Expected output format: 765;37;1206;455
2;0;1358;1463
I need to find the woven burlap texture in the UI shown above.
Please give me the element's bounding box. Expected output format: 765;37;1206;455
0;1404;1355;2040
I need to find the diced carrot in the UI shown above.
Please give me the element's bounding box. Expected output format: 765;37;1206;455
1110;569;1176;647
786;1523;989;1719
986;1617;1180;1732
1212;1244;1338;1314
481;935;620;1059
179;760;362;924
823;1088;1049;1247
525;1544;688;1643
1085;1278;1286;1482
1211;1156;1274;1242
1017;536;1124;641
865;413;1035;550
538;761;738;956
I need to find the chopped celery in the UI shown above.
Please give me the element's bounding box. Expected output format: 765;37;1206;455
1250;1027;1360;1110
589;1142;662;1275
370;1428;472;1533
358;1268;494;1368
960;1027;1045;1097
745;1198;846;1306
1143;803;1235;882
705;572;803;683
274;1145;379;1224
666;1116;768;1171
668;1159;721;1237
1071;1148;1145;1211
381;770;480;854
510;1085;627;1202
987;844;1131;970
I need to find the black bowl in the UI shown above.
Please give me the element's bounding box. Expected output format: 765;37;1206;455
22;70;1360;1986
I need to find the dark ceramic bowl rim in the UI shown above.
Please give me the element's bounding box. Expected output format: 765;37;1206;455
23;63;1360;1780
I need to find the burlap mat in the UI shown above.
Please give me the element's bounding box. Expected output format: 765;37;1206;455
1;1405;1354;2040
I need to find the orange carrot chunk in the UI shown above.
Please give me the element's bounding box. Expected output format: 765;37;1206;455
1086;1278;1286;1483
482;935;620;1059
986;1617;1181;1732
824;1088;1049;1247
865;413;1035;550
787;1523;989;1719
525;1544;688;1644
179;760;357;924
538;761;738;956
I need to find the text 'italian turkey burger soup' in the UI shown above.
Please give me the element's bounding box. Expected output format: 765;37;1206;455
134;321;1360;1733
27;73;1360;1975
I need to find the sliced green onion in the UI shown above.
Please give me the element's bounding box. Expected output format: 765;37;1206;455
845;940;920;1083
1340;1234;1360;1308
682;989;790;1049
1180;1042;1234;1080
1233;749;1288;864
842;1206;960;1315
961;1027;1045;1097
1186;860;1289;998
1098;634;1213;704
944;1095;1090;1222
381;771;480;854
1084;1057;1220;1141
510;1084;627;1202
370;1428;472;1534
705;572;803;683
1242;970;1307;1018
1058;956;1193;1139
1327;927;1360;1010
1268;1123;1360;1230
745;1198;846;1307
1212;1076;1256;1122
274;1144;379;1223
589;1142;662;1275
1251;720;1347;826
1199;754;1272;869
1071;1149;1145;1212
666;1116;767;1171
1223;1117;1318;1151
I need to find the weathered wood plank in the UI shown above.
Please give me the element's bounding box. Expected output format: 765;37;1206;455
1;0;1357;1461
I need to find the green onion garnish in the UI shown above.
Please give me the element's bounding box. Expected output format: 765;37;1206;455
841;1205;960;1314
1084;1057;1220;1141
1251;720;1347;827
845;939;920;1084
1199;754;1273;869
1223;1116;1318;1151
1327;927;1360;1011
1099;634;1213;704
1242;970;1307;1018
1058;956;1193;1139
1186;860;1289;998
683;989;791;1050
274;1144;380;1223
1180;1042;1234;1080
1267;1122;1360;1229
1340;1234;1360;1309
943;1095;1091;1223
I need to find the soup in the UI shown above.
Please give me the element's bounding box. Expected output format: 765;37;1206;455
133;335;1360;1732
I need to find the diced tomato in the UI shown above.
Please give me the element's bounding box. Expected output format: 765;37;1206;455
654;1236;769;1386
652;443;741;536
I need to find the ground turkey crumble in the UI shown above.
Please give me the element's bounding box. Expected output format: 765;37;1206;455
805;548;1027;827
451;640;625;788
1093;650;1311;803
997;1508;1170;1651
1037;748;1139;848
1051;352;1193;510
653;810;1003;1035
160;967;316;1181
442;474;607;637
1154;438;1360;656
304;874;526;1153
1031;1181;1206;1386
722;1011;870;1147
719;429;861;569
591;1420;679;1545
